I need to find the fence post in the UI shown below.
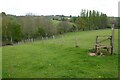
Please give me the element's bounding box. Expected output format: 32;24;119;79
95;36;98;53
110;36;113;55
111;24;114;54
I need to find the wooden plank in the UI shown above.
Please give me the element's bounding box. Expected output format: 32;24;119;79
97;35;111;37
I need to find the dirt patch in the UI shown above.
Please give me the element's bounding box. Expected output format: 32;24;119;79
89;53;96;56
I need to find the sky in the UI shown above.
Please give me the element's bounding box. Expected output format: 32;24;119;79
0;0;119;17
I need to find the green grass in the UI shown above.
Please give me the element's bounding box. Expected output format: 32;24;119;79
52;20;74;27
2;29;118;78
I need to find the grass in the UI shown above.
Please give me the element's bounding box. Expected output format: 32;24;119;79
2;29;118;78
52;20;74;27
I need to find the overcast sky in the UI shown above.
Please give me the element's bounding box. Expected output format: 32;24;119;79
0;0;119;17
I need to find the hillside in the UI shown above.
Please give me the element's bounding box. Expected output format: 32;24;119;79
2;29;118;78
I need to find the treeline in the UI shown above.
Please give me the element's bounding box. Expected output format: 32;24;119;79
72;9;108;31
2;12;74;45
1;9;117;45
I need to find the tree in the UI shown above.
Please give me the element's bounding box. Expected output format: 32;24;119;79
9;22;22;42
37;27;45;37
57;21;72;34
89;10;92;30
22;15;36;39
85;10;89;30
96;11;100;29
74;9;108;31
2;13;22;44
99;13;108;29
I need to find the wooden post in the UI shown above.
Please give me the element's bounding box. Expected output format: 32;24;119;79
111;24;114;54
95;36;98;53
96;36;98;44
110;36;113;55
10;36;12;43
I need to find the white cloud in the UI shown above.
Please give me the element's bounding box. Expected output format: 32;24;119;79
0;0;119;16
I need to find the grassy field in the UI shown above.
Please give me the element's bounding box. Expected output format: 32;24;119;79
2;29;118;78
52;20;75;27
